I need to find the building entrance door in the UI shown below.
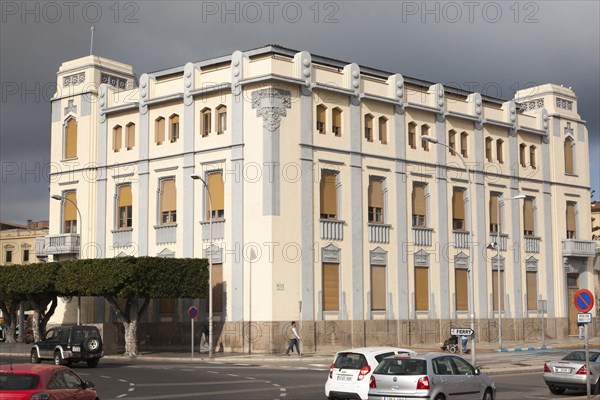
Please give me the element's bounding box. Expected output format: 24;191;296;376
567;273;579;336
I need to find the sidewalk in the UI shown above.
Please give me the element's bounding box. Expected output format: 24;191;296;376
2;336;598;375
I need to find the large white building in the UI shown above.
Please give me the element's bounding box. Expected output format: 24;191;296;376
41;45;597;352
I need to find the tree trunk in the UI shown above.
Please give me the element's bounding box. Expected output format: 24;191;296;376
104;296;149;357
31;310;41;343
0;303;17;344
123;319;139;357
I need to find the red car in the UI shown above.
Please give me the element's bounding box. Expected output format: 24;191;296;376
0;364;98;400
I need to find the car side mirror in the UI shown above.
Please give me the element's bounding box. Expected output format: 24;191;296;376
83;381;95;389
474;368;481;375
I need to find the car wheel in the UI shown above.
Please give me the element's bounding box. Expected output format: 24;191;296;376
87;358;99;368
482;388;494;400
548;385;565;395
54;351;65;366
593;381;600;395
30;349;41;364
84;337;102;354
434;395;446;400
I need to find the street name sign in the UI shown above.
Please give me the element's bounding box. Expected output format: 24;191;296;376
578;313;592;324
450;328;474;336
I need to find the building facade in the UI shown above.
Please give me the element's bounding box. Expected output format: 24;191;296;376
1;220;48;265
43;45;597;351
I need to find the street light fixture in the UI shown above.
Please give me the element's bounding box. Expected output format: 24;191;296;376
51;193;82;325
191;173;213;359
494;194;526;350
422;135;476;365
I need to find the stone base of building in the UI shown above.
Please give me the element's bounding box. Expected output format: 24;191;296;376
94;318;600;355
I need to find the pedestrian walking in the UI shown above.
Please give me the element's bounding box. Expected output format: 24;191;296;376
578;322;585;340
284;321;301;357
461;334;469;353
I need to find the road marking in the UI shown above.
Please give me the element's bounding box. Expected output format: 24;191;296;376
100;375;111;379
181;369;195;371
119;379;128;383
135;380;269;387
116;395;128;399
245;376;256;380
228;373;238;377
111;385;286;399
207;371;219;374
309;363;328;367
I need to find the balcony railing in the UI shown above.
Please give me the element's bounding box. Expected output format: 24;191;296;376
200;219;225;241
562;239;596;258
369;224;391;244
524;236;541;253
112;228;133;248
155;224;177;245
320;219;344;241
35;237;48;258
453;231;470;249
489;233;509;251
413;227;433;247
44;233;80;255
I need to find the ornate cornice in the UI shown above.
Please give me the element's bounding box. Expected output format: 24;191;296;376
251;88;291;132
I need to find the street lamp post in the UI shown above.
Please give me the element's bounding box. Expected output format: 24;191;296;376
51;194;82;325
495;194;526;350
422;136;475;365
191;174;213;359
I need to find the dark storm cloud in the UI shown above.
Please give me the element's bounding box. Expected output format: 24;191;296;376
1;0;598;222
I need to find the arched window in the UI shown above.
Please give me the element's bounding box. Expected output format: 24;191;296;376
421;125;430;151
216;105;227;134
201;108;211;137
519;143;527;167
155;117;165;145
64;117;77;159
112;125;122;152
460;131;468;157
126;123;135;150
378;117;387;144
564;137;574;174
485;137;493;161
529;145;536;169
496;139;504;163
449;130;457;156
364;114;374;142
408;122;417;149
316;104;326;134
169;114;179;142
332;107;342;137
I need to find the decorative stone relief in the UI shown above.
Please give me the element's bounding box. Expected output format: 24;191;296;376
98;83;107;123
64;99;77;116
101;73;126;89
183;63;195;106
525;256;538;271
370;246;387;266
139;73;151;115
556;98;573;111
564;121;574;137
521;99;544;111
503;100;517;129
203;243;223;264
231;50;247;96
322;243;341;263
414;249;430;267
387;74;404;114
454;251;469;269
251;88;291;132
63;72;85;86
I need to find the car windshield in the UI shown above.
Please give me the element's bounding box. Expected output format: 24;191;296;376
562;351;600;362
374;358;427;375
333;353;368;370
0;373;40;390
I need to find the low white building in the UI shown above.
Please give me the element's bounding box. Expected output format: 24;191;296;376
42;45;597;352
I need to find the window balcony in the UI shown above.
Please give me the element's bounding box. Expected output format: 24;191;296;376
489;233;509;251
320;219;344;241
35;237;48;259
524;236;541;253
155;224;177;245
412;227;433;247
369;224;391;244
452;231;470;249
111;228;133;248
562;239;596;258
43;233;80;255
200;219;225;241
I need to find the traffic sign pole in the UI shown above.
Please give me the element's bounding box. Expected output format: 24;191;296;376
188;306;199;359
191;315;194;359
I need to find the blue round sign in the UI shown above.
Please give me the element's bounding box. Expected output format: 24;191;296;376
188;306;199;319
574;289;594;313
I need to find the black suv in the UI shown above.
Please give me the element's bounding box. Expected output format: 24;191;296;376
31;325;104;368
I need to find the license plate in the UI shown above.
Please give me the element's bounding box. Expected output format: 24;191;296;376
555;367;571;373
72;346;81;352
383;397;406;400
336;375;352;381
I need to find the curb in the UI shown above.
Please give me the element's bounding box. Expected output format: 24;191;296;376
498;346;552;352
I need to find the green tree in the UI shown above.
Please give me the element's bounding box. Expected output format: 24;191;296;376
56;257;208;356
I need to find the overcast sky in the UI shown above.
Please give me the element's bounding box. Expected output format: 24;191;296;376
1;0;598;223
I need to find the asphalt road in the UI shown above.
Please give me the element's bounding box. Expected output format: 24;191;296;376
3;353;597;399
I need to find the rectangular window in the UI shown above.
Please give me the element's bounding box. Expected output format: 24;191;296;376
421;125;430;151
112;125;122;152
207;172;225;220
323;263;339;311
118;185;133;228
452;189;465;231
160;178;176;225
408;122;416;149
412;183;427;227
520;143;527;167
371;265;386;311
368;177;384;224
526;271;538;311
523;198;535;236
23;249;30;262
448;130;457;155
496;139;504;163
364;114;373;142
212;263;223;313
63;191;77;233
564;139;574;174
320;171;338;219
489;193;500;233
566;202;576;239
529;146;536;169
492;269;505;311
455;268;468;311
485;137;493;161
415;267;429;311
5;250;12;263
126;123;135;150
155;117;165;145
378;117;387;144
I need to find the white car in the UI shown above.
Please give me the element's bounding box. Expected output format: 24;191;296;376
325;346;417;400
